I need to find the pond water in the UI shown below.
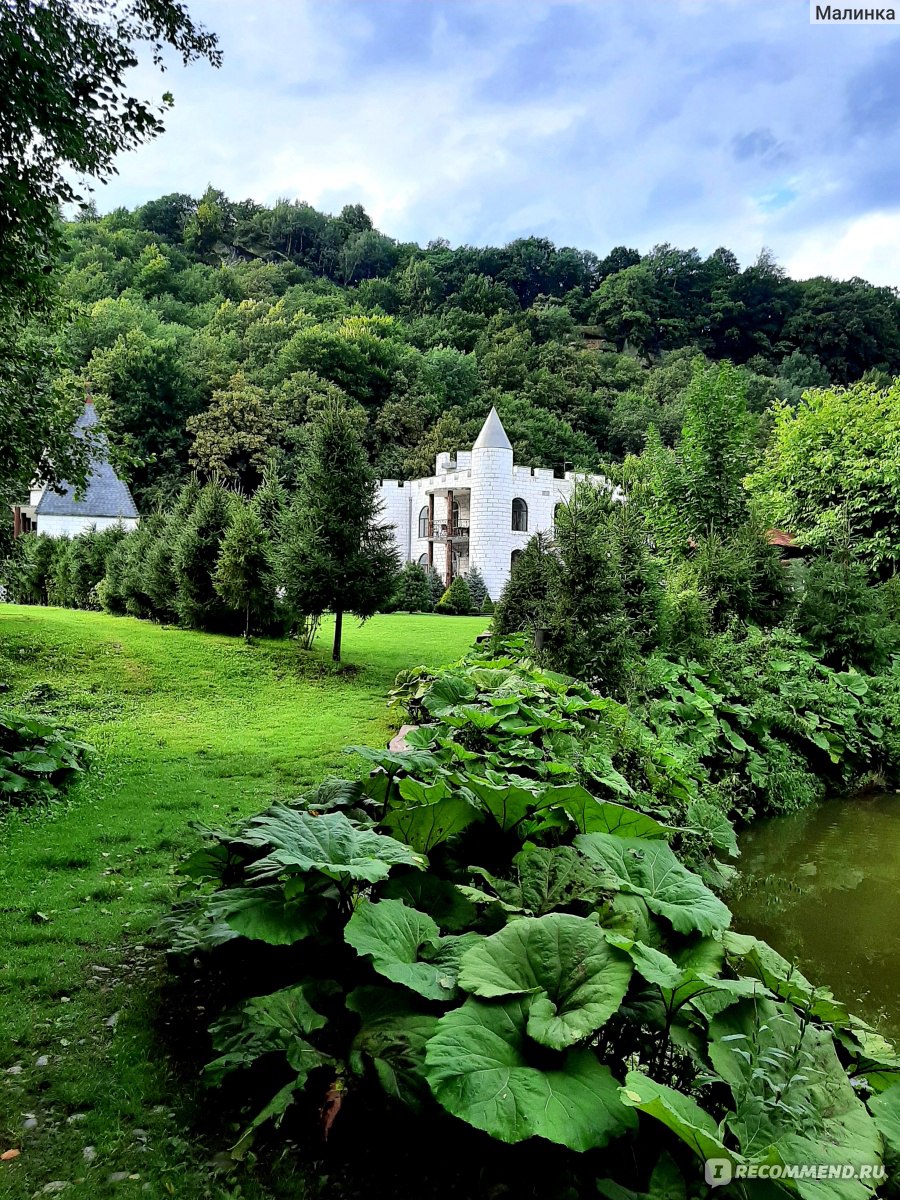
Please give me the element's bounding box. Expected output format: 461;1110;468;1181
729;792;900;1039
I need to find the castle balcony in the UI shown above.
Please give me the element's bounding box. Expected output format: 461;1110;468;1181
426;522;470;544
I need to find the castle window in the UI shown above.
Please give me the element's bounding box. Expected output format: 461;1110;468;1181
451;500;460;530
417;553;428;566
418;506;429;538
511;497;528;532
511;549;523;569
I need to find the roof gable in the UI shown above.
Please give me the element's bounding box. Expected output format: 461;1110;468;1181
35;403;139;520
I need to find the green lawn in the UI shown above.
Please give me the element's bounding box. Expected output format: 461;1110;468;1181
0;606;485;1199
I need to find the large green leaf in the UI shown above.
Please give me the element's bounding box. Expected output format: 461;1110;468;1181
382;781;480;853
488;845;610;917
710;1000;882;1199
346;986;439;1106
544;783;665;839
206;983;332;1086
345;899;477;1001
424;996;637;1150
575;833;731;935
464;778;537;831
381;872;477;932
457;914;632;1050
207;885;323;946
619;1071;734;1163
242;808;426;883
868;1083;900;1157
422;674;477;716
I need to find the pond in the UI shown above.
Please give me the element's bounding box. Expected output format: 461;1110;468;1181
729;792;900;1039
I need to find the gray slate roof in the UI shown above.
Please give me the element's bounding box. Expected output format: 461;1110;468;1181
473;406;512;451
35;403;139;519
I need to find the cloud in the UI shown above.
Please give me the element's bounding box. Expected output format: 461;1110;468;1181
94;0;900;282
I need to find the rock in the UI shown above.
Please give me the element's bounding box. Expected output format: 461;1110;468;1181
6;1064;23;1076
40;1184;70;1195
104;1012;119;1030
108;1172;130;1183
65;1114;86;1125
22;1118;38;1132
388;724;418;752
35;1056;49;1068
82;1147;96;1164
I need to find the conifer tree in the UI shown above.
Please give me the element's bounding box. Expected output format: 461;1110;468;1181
146;479;201;621
173;481;234;631
424;564;445;608
435;575;472;615
393;561;433;612
251;468;289;536
122;512;168;619
462;566;487;610
276;397;398;662
214;500;273;637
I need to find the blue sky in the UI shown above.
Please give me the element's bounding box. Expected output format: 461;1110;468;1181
106;0;900;284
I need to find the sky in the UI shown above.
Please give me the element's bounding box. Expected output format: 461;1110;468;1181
102;0;900;285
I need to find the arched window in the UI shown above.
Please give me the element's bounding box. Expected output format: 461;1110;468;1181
418;506;429;538
511;497;528;532
417;553;428;566
511;549;523;570
450;500;460;530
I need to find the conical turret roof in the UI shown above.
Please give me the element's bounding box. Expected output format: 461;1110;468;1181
35;401;139;520
473;407;512;451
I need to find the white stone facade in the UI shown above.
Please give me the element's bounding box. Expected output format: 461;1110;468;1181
36;513;139;539
377;408;615;603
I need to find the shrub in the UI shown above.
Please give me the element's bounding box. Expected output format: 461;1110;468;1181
480;593;494;615
392;562;433;613
1;709;92;811
213;500;275;637
794;555;896;671
164;645;898;1194
434;575;471;615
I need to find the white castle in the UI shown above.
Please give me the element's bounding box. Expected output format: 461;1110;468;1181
377;408;612;603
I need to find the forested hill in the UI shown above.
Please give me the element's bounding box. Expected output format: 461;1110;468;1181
54;186;900;506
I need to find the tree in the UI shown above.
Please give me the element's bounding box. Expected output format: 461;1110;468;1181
214;501;274;637
145;478;201;621
747;378;900;578
276;398;399;662
494;533;555;637
0;0;218;497
794;555;895;671
435;576;472;615
173;481;234;631
393;562;433;612
462;567;488;610
678;361;752;538
188;371;277;491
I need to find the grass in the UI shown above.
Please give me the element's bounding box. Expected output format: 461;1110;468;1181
0;606;485;1199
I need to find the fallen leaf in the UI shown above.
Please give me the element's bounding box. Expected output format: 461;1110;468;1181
1;1149;21;1161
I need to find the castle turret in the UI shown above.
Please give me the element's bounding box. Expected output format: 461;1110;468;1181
468;408;515;603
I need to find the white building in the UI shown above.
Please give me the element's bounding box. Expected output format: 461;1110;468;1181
12;399;140;539
378;408;614;603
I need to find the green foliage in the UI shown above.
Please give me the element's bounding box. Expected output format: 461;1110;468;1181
434;574;472;616
213;499;274;636
276;396;399;660
392;562;433;613
678;362;752;537
461;566;488;610
480;593;495;615
166;642;898;1191
747;378;900;577
173;480;235;632
494;531;554;636
0;709;92;811
794;555;897;671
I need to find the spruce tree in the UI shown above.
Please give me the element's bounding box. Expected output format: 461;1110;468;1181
435;575;472;615
251;467;289;536
494;533;554;636
173;481;234;631
393;561;432;612
276;397;399;662
214;500;273;637
424;564;445;608
462;566;487;610
122;512;168;619
146;479;201;621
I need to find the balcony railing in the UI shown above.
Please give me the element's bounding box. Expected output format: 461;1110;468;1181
424;522;470;543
